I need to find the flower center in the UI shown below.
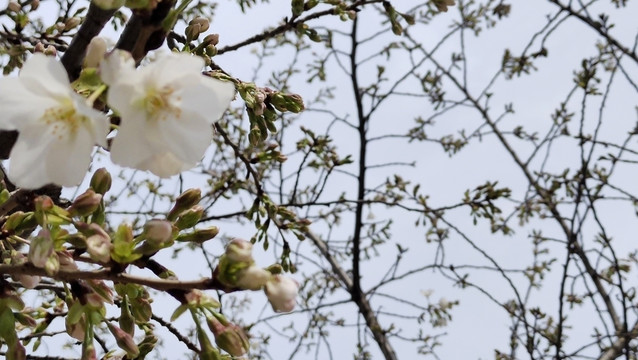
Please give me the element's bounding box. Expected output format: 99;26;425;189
143;85;182;121
41;100;87;139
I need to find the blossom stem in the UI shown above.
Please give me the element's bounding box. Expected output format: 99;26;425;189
87;84;108;106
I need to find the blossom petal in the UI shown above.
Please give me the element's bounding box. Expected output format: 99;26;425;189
19;53;73;98
73;94;110;147
105;52;235;177
185;77;236;121
8;125;58;189
100;50;136;86
9;122;95;188
0;78;58;130
151;53;205;87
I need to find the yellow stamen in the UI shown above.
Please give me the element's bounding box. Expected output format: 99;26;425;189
41;100;88;139
143;85;182;122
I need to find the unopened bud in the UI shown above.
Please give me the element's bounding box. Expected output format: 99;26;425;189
264;275;299;313
7;1;21;12
207;315;249;357
30;0;39;10
174;205;204;229
291;0;304;16
143;220;173;246
189;17;209;32
35;196;54;212
57;251;78;271
84;38;108;69
68;189;102;217
34;42;45;53
235;265;271;290
3;211;27;231
203;34;219;46
44;252;59;275
224;239;253;263
107;322;140;357
64;17;81;31
265;263;283;275
205;44;217;57
186;23;202;41
86;224;112;263
175;227;219;244
55;22;65;33
44;45;57;56
28;229;53;268
269;92;305;113
167;188;201;221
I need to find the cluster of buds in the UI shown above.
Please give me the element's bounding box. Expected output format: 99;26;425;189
33;41;58;56
216;239;299;313
186;17;210;41
216;239;270;291
167;189;220;244
240;84;305;117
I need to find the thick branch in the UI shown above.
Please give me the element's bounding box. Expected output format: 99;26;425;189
599;320;638;360
60;3;116;81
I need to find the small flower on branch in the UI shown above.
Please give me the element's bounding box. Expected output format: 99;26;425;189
0;54;109;189
264;275;299;313
101;50;236;177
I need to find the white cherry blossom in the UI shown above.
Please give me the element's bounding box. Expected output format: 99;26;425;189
0;54;109;188
102;51;235;177
264;275;299;313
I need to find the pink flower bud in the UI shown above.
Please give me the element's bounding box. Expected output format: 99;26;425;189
207;315;249;356
107;322;140;357
264;275;299;313
44;45;57;56
68;189;102;217
7;1;21;12
143;220;173;246
86;224;112;263
57;251;79;271
28;229;53;268
225;239;253;263
235;265;271;291
34;42;45;53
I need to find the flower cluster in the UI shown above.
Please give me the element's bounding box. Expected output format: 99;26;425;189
0;49;235;189
216;239;299;313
